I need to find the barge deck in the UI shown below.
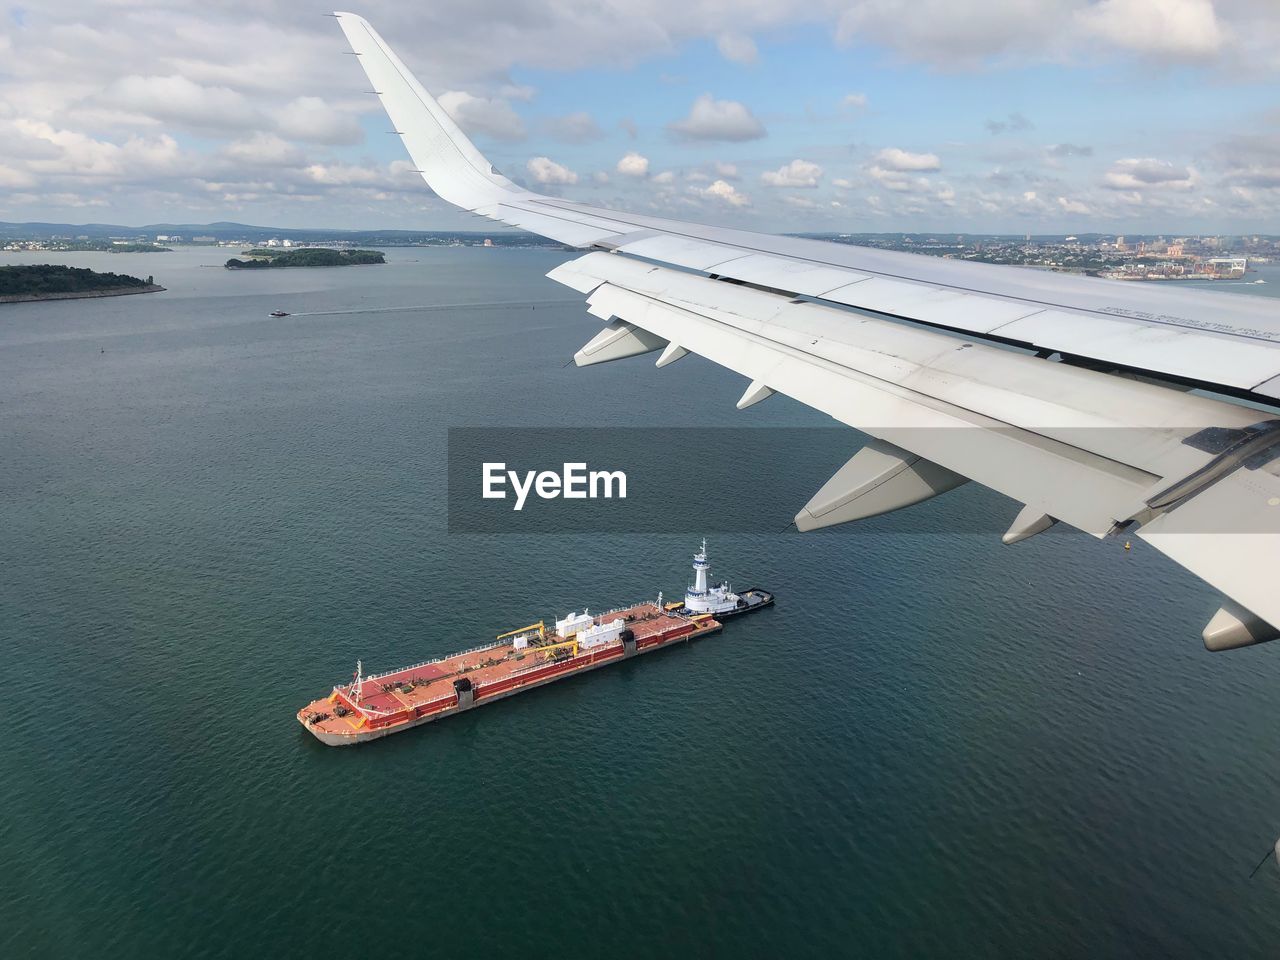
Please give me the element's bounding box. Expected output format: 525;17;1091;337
298;602;720;745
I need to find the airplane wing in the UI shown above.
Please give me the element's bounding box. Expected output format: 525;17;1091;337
334;11;1280;650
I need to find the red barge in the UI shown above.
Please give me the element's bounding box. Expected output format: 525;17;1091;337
297;544;773;746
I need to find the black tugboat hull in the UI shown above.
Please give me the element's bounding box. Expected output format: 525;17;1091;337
679;587;774;620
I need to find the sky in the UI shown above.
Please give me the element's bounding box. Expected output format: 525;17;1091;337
1;0;1279;234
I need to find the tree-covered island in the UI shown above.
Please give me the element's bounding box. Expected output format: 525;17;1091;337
224;248;385;269
0;264;164;303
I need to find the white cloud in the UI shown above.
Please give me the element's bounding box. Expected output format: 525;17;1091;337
828;0;1257;70
99;74;259;132
1078;0;1224;61
868;165;932;193
668;94;766;142
437;90;526;141
1057;196;1091;214
526;155;579;185
714;161;740;179
836;0;1060;68
874;147;942;171
1047;143;1093;158
985;112;1034;135
499;83;537;102
695;179;750;206
1212;134;1280;189
616;151;650;177
783;195;820;209
866;148;942;193
0;163;36;188
716;33;758;65
273;97;362;146
761;159;824;188
7;190;106;209
223;133;305;167
13;119;185;180
546;111;604;143
0;0;1275;230
390;160;425;181
303;163;384;186
651;170;677;184
1102;157;1196;190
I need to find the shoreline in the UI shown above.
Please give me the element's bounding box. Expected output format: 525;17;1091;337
0;283;166;304
223;263;382;269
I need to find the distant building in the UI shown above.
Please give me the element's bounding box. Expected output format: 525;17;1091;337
1205;257;1247;279
483;238;494;247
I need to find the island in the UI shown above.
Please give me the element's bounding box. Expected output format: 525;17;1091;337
98;242;171;253
0;264;165;304
224;248;385;269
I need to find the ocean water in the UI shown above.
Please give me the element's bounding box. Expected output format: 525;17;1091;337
3;246;1280;958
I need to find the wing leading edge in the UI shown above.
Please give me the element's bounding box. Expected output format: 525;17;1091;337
334;12;1280;649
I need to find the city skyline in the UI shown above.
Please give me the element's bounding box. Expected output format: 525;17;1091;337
1;1;1278;233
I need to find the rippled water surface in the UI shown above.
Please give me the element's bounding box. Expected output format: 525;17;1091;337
3;247;1280;958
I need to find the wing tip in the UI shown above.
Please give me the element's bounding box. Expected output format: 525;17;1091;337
332;11;368;28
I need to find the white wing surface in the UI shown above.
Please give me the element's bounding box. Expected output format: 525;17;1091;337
334;12;1280;649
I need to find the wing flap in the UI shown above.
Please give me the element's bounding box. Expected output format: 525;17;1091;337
474;203;617;247
1138;466;1280;631
610;233;748;271
704;253;873;297
991;309;1280;390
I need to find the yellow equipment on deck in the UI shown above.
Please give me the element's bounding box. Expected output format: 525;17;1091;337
533;638;578;662
496;621;546;642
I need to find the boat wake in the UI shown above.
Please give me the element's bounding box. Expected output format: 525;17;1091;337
286;297;580;318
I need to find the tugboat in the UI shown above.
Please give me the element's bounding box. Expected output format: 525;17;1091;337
676;539;774;620
269;310;289;317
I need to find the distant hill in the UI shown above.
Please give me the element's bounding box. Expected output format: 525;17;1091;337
0;220;560;247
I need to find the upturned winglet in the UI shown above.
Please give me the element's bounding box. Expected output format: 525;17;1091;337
332;11;527;211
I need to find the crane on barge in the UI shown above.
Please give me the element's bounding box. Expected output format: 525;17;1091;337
496;621;546;643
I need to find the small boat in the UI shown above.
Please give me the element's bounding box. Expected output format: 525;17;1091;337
269;310;289;317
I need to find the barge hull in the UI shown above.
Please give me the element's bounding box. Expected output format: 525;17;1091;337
298;604;721;746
